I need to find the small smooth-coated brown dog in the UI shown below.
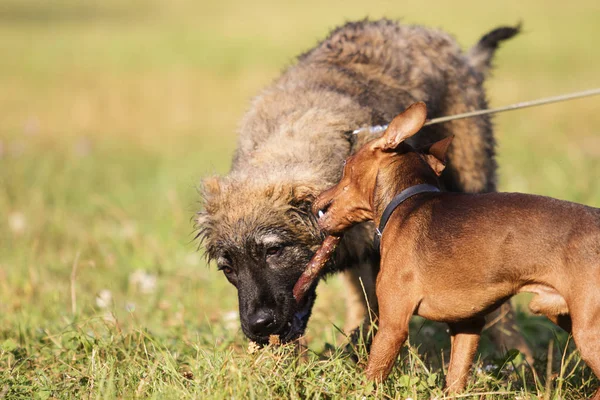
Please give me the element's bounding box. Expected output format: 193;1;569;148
313;102;600;396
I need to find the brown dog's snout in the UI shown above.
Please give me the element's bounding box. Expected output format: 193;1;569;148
312;195;337;233
315;201;331;219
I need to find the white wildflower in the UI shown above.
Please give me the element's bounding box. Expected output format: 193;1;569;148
129;269;157;294
247;341;260;354
222;310;239;331
95;289;112;309
8;211;26;235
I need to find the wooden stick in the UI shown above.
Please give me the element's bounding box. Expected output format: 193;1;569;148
293;235;341;303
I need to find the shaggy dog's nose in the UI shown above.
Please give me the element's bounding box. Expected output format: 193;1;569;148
248;309;276;336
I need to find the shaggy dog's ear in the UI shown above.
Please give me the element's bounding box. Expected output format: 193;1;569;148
195;176;223;255
288;185;322;239
290;185;317;208
420;136;453;176
197;176;222;223
201;176;222;198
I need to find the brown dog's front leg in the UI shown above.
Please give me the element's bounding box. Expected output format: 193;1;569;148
364;287;414;382
365;324;408;381
445;317;485;393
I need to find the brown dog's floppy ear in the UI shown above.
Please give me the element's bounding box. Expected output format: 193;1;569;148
421;136;453;176
377;102;428;151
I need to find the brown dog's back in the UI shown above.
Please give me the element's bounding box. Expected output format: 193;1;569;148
383;191;600;321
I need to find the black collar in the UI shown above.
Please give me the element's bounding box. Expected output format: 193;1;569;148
374;183;440;251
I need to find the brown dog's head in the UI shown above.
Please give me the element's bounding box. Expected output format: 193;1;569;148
313;102;452;234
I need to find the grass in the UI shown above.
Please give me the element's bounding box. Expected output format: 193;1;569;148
0;0;599;398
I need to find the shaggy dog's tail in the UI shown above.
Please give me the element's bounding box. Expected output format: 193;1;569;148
468;24;521;76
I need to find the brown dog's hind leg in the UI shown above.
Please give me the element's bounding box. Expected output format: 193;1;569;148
571;312;600;400
573;328;600;400
445;317;485;393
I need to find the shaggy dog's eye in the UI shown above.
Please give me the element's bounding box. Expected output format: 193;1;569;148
217;255;234;275
265;245;284;257
218;264;234;275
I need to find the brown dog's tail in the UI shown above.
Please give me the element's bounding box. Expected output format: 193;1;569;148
468;24;521;76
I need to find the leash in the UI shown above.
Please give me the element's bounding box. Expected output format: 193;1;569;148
374;183;440;251
353;88;600;135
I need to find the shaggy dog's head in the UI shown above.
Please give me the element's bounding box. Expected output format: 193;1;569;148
196;170;327;344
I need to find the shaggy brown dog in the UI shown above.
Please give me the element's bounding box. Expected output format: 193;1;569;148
196;19;526;353
313;102;600;397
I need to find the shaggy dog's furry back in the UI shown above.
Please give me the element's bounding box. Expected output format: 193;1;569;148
197;19;520;345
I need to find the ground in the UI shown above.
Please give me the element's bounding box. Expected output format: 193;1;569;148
0;0;599;398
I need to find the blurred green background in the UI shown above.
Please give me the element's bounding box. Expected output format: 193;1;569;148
0;0;599;397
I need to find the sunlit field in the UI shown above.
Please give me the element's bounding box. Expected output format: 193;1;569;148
1;0;599;398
